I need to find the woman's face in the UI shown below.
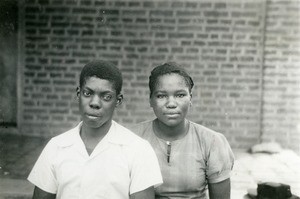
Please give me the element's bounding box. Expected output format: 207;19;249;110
150;73;192;127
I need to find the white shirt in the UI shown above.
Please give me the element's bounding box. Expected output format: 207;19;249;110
28;121;163;199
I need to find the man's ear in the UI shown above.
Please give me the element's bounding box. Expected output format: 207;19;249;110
76;87;80;98
116;94;123;106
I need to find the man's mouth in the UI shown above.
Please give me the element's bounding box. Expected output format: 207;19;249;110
86;114;101;119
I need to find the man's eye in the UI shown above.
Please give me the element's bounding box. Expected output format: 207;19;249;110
157;94;166;99
103;95;112;101
83;91;91;96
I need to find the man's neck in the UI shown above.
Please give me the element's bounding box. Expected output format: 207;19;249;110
80;121;112;154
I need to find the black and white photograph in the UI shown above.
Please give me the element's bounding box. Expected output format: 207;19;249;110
0;0;300;198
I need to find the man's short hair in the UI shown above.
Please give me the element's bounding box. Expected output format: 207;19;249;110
149;62;194;97
79;60;123;94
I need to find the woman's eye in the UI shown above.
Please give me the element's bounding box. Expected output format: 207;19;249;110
177;94;185;98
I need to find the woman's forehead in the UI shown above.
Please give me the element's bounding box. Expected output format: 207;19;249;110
155;74;189;89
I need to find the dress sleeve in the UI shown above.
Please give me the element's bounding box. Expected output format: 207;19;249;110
206;133;234;184
27;139;58;194
129;141;163;194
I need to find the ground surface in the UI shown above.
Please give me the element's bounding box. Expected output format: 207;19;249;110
0;134;299;199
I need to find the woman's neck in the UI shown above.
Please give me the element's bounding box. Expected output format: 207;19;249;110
154;119;189;141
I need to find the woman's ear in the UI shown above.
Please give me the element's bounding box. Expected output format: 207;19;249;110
116;94;123;106
149;97;153;108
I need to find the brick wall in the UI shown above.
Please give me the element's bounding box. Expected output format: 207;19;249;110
262;0;300;152
18;0;299;152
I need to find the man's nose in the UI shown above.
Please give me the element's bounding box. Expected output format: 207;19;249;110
89;95;101;109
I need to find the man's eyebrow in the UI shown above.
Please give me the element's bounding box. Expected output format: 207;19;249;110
83;86;115;94
82;87;93;91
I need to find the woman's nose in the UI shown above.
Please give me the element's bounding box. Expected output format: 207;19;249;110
166;96;177;108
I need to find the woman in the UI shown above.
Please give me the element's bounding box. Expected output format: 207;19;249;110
131;62;234;199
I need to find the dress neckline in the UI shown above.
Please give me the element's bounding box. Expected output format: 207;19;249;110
152;119;190;144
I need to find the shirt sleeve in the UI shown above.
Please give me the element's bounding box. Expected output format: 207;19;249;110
206;133;235;184
129;140;163;194
27;139;58;194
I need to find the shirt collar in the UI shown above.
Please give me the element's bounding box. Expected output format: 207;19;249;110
106;120;131;146
59;120;130;148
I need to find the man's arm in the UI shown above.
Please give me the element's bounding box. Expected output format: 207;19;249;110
32;186;56;199
130;186;155;199
208;178;231;199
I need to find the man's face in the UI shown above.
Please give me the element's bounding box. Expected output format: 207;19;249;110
77;77;122;129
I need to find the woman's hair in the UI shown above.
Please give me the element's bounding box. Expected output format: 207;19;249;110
79;60;123;94
149;62;194;97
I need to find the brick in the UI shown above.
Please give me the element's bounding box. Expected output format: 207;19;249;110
46;7;70;13
169;33;194;39
61;94;73;100
45;66;67;71
53;80;76;85
204;11;228;17
72;8;96;14
33;79;50;84
122;10;146;16
25;64;42;70
129;39;151;45
141;1;153;7
24;108;47;114
72;52;95;58
177;10;199;17
206;26;230;32
71;22;94;28
53;29;65;35
215;2;226;9
151;25;175;31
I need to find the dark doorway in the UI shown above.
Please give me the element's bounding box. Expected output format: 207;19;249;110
0;0;18;127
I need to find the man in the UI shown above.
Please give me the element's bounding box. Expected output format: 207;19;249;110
28;60;163;199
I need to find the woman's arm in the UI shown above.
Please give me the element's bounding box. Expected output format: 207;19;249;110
32;186;56;199
208;178;231;199
130;186;155;199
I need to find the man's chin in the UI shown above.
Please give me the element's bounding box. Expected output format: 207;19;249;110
84;119;104;128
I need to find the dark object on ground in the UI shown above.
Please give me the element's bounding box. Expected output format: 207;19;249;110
247;182;300;199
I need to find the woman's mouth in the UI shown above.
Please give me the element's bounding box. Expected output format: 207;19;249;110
164;113;180;117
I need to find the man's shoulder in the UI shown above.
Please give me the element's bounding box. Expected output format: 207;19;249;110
49;123;81;147
112;121;149;145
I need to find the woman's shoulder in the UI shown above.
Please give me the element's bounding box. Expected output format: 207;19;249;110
189;121;220;136
188;120;229;145
128;120;154;137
